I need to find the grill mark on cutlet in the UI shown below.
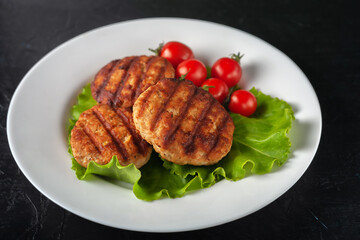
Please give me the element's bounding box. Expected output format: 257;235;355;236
133;56;156;101
150;80;181;131
135;57;167;101
108;57;136;105
162;85;198;147
78;123;102;154
135;86;155;118
92;108;129;161
94;60;119;98
183;96;216;154
114;108;148;155
206;113;230;157
112;56;140;106
146;56;158;70
156;58;167;83
129;56;153;106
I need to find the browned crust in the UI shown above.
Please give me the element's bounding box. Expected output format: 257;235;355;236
133;79;234;166
70;104;152;168
91;56;175;108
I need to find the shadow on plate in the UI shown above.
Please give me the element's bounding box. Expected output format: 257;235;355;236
103;177;134;190
239;61;263;89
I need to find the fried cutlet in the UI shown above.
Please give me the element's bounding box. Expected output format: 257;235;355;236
70;104;152;168
91;55;174;108
133;78;234;166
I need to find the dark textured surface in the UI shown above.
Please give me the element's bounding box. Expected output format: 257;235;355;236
1;0;359;239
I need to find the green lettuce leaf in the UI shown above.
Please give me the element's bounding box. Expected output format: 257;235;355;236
70;84;97;122
133;152;204;201
67;84;294;201
70;155;141;183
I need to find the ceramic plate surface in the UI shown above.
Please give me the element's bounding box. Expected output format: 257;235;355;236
7;18;322;232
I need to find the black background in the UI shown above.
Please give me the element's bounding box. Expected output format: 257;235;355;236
1;0;359;239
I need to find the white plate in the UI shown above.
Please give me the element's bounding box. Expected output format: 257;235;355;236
7;18;322;232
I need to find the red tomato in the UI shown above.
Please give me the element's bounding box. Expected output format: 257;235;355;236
201;78;229;103
228;90;257;117
176;59;207;86
160;41;194;68
211;57;242;88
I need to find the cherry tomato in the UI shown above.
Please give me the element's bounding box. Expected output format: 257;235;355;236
228;90;257;117
201;78;229;104
160;41;194;68
211;56;242;88
176;59;207;87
